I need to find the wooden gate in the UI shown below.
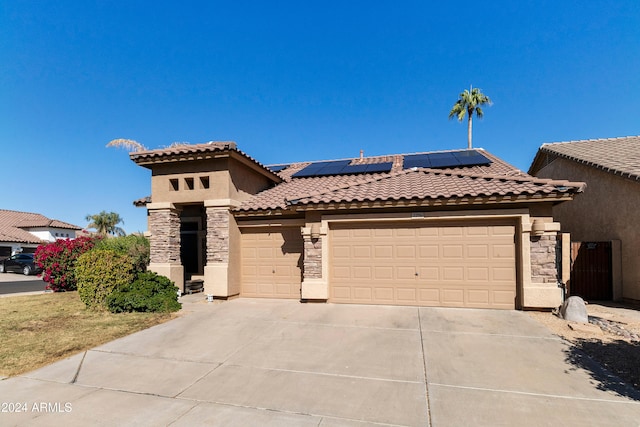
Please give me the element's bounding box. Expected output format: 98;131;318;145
569;241;612;300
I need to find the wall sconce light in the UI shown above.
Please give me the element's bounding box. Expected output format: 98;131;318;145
531;219;545;236
311;223;321;239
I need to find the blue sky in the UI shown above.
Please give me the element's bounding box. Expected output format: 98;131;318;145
2;1;639;234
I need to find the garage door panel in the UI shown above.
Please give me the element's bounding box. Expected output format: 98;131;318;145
493;290;516;304
397;288;417;302
493;244;515;258
467;245;489;258
397;267;417;280
419;245;438;258
468;267;490;281
353;266;372;279
442;245;463;258
241;227;302;299
375;246;393;258
333;246;350;258
353;246;371;258
492;225;515;236
442;227;463;236
442;289;464;304
353;287;373;301
467;290;490;304
493;267;516;281
396;245;416;258
442;267;464;280
330;221;516;309
419;288;440;304
374;288;394;301
374;266;393;279
467;227;489;236
418;267;439;280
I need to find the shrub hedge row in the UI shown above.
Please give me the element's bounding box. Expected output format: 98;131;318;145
38;234;180;314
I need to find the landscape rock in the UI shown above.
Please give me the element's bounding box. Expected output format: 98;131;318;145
560;296;589;323
567;321;602;335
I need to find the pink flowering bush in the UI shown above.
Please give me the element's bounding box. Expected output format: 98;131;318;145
35;236;99;292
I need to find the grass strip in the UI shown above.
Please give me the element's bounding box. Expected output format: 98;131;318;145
0;292;174;377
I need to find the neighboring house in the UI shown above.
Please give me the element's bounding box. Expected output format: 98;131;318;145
0;209;82;258
529;136;640;303
131;142;585;310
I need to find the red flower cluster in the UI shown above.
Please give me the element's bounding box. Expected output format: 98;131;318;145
35;236;100;292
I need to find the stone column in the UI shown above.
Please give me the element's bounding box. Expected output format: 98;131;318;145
521;217;563;309
530;234;559;284
147;203;184;289
300;223;328;300
204;204;232;297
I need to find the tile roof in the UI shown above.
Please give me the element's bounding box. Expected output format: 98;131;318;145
531;136;640;181
285;168;584;207
129;142;281;181
0;210;81;244
236;149;582;212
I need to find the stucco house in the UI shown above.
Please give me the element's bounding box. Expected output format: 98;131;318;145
0;209;82;258
131;142;585;310
529;136;640;303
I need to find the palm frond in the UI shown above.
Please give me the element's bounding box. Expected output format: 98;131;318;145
106;139;148;152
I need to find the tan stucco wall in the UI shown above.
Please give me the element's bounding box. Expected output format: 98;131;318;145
151;160;230;204
149;157;274;206
535;158;640;300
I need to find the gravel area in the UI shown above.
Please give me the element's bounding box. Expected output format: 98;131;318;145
528;302;640;391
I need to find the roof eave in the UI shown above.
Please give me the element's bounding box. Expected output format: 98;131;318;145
236;192;580;214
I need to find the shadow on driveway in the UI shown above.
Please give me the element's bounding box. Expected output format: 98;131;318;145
564;339;640;401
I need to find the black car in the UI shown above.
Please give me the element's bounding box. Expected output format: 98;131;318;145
0;253;42;275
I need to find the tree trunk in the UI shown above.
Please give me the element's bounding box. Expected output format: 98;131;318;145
467;114;473;149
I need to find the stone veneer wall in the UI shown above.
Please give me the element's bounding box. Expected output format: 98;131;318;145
149;208;181;264
206;207;229;263
303;236;322;279
530;233;559;284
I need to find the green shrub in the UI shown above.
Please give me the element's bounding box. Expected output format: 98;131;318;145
75;249;135;309
106;271;181;313
94;234;150;273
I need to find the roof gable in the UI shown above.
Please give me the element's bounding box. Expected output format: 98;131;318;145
529;136;640;181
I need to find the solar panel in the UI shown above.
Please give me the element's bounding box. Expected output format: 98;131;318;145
428;153;461;168
341;164;369;174
364;162;393;173
453;150;492;166
403;150;492;170
291;159;392;178
403;154;432;169
268;164;290;172
292;160;351;178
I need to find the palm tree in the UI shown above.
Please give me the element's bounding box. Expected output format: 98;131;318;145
85;211;126;236
106;139;147;152
449;86;492;149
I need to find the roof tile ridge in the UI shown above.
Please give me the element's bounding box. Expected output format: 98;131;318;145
415;167;584;188
542;135;640;146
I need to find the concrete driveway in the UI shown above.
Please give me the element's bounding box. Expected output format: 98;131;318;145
2;297;640;426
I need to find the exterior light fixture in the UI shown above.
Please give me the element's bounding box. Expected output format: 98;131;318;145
531;219;545;236
311;223;321;239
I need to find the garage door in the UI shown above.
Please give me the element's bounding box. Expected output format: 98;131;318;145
330;221;517;309
241;226;303;299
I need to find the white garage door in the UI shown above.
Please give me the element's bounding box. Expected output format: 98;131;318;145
329;220;517;309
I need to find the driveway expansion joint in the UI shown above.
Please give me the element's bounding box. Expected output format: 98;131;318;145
430;383;640;404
